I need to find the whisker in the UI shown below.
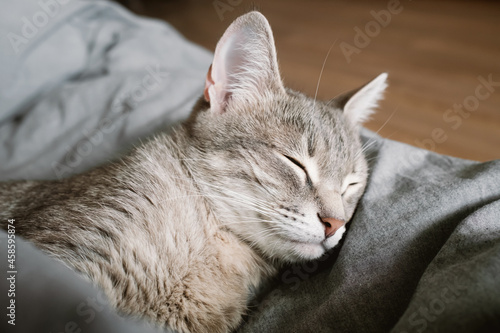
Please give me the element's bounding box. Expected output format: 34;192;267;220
313;39;338;110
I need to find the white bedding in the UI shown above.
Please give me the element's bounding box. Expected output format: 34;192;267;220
0;0;212;180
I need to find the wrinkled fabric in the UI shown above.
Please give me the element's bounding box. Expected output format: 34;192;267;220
0;0;212;180
0;231;171;333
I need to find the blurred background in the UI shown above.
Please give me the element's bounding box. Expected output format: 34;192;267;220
120;0;500;161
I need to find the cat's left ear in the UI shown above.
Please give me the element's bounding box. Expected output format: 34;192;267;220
333;73;388;125
204;11;286;114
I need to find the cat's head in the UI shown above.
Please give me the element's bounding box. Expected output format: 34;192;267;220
187;12;387;262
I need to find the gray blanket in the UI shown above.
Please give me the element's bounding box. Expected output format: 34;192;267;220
1;1;499;332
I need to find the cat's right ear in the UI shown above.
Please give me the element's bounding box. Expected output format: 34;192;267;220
204;11;285;114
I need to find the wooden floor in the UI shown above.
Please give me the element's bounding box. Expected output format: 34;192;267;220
123;0;500;161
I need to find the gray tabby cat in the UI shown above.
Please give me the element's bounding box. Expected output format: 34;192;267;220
0;12;387;333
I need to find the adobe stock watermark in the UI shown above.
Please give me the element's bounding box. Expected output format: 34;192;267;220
339;0;407;64
257;253;333;311
395;73;499;173
414;74;499;152
395;258;495;333
213;0;243;21
399;276;469;333
51;64;169;180
49;289;109;333
6;0;74;55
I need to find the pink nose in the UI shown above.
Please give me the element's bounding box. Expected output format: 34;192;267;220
320;217;345;238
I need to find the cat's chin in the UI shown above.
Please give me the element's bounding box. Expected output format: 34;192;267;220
289;241;326;261
280;225;347;262
322;225;347;250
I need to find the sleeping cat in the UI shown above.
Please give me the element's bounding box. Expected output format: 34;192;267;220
0;11;387;333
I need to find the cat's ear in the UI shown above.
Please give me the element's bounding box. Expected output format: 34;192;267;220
333;73;388;125
204;11;285;114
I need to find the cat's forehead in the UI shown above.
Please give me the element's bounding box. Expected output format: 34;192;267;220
269;91;352;144
257;90;338;130
253;91;359;169
199;88;359;168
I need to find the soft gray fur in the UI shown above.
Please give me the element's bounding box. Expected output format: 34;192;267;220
0;12;387;333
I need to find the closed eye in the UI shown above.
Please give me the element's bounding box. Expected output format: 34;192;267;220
281;154;314;186
283;155;306;171
342;182;361;195
282;154;312;184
